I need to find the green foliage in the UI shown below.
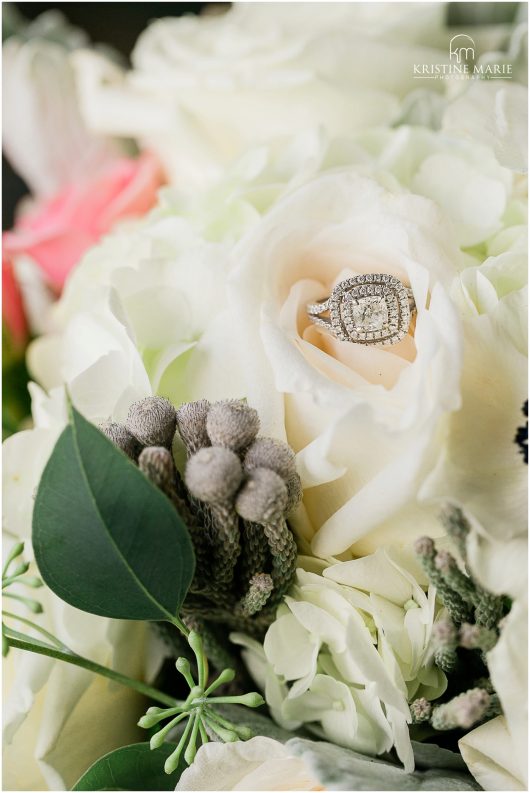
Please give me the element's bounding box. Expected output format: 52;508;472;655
32;404;195;622
72;742;184;791
2;349;31;439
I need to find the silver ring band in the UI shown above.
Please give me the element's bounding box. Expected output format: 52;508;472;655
306;274;416;346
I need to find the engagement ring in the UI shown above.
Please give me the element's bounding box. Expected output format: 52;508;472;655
306;274;416;346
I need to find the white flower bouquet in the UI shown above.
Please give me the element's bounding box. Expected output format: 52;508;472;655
2;3;527;791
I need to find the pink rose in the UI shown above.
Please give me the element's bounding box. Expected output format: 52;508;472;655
2;254;27;351
3;152;164;293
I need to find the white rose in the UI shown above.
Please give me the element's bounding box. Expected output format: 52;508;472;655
15;118;526;562
233;548;446;772
228;168;463;556
71;5;459;190
459;716;527;791
442;79;528;172
71;5;526;191
176;736;321;791
163;122;517;251
230;2;448;45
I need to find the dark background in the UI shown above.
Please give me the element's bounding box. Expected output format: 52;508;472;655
2;1;520;229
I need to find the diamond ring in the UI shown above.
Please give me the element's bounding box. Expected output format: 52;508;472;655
306;274;416;346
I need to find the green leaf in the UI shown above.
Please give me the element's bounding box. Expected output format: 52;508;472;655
33;404;195;622
72;742;184;791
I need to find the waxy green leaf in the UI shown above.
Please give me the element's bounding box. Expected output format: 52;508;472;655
33;404;195;622
73;742;183;790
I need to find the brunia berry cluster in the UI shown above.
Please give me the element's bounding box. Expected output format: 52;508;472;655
101;396;301;639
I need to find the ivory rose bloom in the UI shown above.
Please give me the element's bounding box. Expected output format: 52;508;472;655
71;3;460;190
459;716;527;791
71;4;524;191
6;117;526;565
233;549;446;772
229;169;463;556
15;165;466;559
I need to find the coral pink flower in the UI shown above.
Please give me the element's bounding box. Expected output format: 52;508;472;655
2;254;28;351
3;152;164;294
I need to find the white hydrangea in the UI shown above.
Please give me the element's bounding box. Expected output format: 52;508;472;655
233;547;447;772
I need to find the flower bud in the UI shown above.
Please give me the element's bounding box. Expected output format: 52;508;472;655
138;711;163;729
205;720;239;742
185;447;243;503
212;668;236;687
234;725;254;740
459;623;497;652
176;657;191;676
235;692;265;708
441;505;470;548
176;399;211;453
99;420;142;460
240;572;274;616
414;536;435;558
410;697;432;723
244;437;296;481
138;446;175;492
454;689;491;729
235;467;288;523
434;549;454;573
126;396;176;448
206;400;260;451
431;688;491;731
432;619;457;648
285;472;303;512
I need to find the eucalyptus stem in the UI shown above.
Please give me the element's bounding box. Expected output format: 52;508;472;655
6;629;180;708
168;614;190;638
2;611;66;650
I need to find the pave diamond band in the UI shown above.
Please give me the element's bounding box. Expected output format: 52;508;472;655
306;274;416;346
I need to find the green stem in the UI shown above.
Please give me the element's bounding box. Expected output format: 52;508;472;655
168;614;189;638
3;592;42;612
2;576;22;588
2;542;24;578
7;630;180;708
204;706;240;732
2;611;67;650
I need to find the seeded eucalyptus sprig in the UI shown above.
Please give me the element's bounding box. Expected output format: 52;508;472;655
138;630;263;773
2;541;43;656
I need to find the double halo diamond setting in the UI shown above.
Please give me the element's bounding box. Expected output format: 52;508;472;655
307;274;416;346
